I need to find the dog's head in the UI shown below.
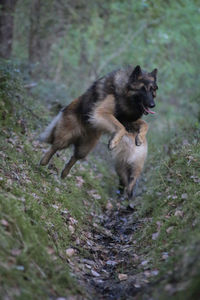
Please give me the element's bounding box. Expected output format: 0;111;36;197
128;65;158;115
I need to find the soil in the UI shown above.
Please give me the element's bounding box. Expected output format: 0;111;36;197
70;197;156;300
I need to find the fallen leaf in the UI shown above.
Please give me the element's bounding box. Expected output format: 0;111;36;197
75;237;80;245
11;249;21;256
85;264;92;269
152;231;160;240
91;270;100;277
75;176;85;187
134;283;141;288
174;210;183;217
141;260;148;266
68;225;75;234
51;204;59;210
66;248;75;257
15;265;24;271
88;190;101;200
166;226;174;234
118;273;128;281
1;219;9;227
144;271;151;278
106;260;117;266
133;254;139;261
181;193;188;200
152;270;159;276
69;217;78;225
162;252;169;260
46;247;55;255
106;201;113;210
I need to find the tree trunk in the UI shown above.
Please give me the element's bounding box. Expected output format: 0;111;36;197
0;0;17;59
28;0;41;64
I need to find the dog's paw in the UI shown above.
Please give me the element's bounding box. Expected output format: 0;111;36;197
135;134;142;146
61;170;67;179
108;137;119;150
39;157;48;166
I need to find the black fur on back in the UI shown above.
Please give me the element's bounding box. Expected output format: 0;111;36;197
75;66;157;123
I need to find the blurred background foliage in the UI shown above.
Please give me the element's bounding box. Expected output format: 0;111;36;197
1;0;200;118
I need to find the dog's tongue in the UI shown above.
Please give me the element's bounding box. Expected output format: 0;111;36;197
144;107;156;114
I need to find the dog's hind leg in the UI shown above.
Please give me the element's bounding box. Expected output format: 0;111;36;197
61;131;101;179
126;166;142;199
40;146;58;166
61;156;78;179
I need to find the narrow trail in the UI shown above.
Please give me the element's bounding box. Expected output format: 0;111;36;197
70;198;157;300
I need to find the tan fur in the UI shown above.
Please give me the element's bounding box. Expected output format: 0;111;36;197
89;95;126;149
39;96;147;179
40;97;102;177
112;120;148;198
40;95;128;177
39;65;157;179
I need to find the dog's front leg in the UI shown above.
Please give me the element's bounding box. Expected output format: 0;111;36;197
133;119;149;146
89;95;127;150
107;116;126;150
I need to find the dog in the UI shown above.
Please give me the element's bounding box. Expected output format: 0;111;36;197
112;119;148;199
39;65;158;178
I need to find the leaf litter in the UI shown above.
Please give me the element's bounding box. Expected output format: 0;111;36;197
67;199;160;299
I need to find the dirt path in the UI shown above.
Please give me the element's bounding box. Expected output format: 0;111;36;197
70;198;157;300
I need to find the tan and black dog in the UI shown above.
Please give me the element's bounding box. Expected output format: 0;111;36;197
112;119;148;199
39;65;158;178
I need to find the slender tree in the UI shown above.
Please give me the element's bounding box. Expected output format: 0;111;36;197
0;0;18;58
28;0;41;63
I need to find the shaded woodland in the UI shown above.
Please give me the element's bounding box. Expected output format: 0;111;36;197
0;1;200;299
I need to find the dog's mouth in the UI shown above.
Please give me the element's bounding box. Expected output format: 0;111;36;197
142;105;156;115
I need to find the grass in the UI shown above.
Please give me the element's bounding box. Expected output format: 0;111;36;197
0;61;113;299
132;116;200;299
0;60;200;299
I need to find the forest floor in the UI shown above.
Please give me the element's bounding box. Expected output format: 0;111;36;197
68;195;160;300
0;64;200;299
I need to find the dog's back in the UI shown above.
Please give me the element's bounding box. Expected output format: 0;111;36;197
112;121;148;198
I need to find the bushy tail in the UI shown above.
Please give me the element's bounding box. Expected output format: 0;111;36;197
38;112;62;143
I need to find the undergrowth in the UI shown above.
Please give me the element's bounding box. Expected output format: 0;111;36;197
0;60;200;299
134;113;200;299
0;61;113;299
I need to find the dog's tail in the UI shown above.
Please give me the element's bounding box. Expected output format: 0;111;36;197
38;112;62;143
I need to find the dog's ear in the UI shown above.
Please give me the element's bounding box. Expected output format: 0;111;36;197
150;68;158;79
130;65;142;81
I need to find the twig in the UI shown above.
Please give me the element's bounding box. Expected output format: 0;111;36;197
24;82;38;89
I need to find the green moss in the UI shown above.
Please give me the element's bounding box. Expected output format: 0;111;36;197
133;121;200;298
0;61;113;299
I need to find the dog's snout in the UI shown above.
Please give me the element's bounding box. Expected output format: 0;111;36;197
149;102;155;108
